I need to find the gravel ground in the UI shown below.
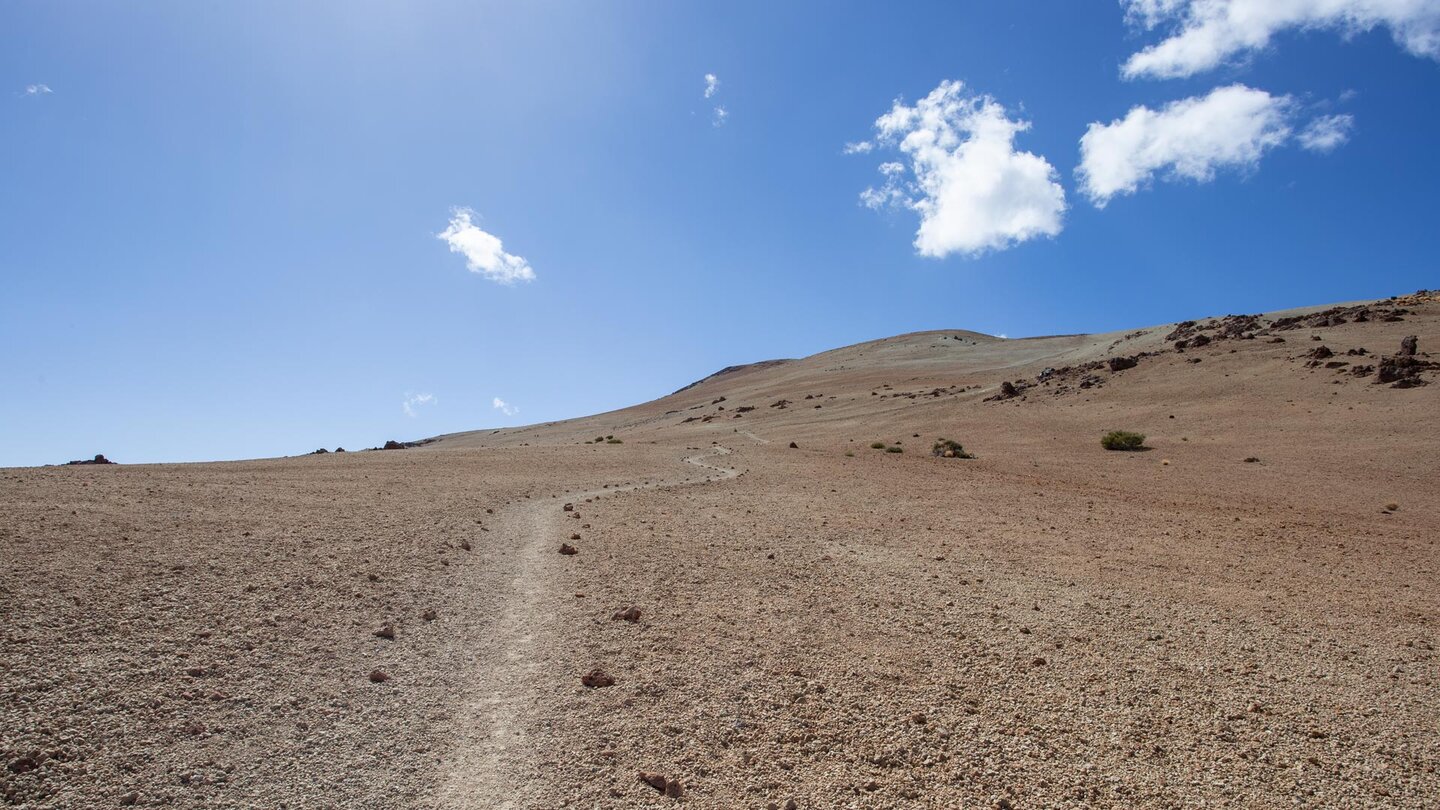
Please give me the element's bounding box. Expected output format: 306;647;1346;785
3;294;1437;808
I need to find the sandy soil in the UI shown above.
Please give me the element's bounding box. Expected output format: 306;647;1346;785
3;292;1437;808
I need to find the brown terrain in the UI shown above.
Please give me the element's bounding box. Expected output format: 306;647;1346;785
3;290;1438;809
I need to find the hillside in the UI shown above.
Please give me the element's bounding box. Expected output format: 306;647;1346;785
2;290;1438;809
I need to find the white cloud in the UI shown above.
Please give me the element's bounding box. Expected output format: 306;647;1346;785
402;392;435;417
843;140;874;154
857;79;1066;258
1298;113;1355;151
704;73;720;99
1077;84;1296;206
713;105;729;127
436;208;535;284
1122;0;1440;79
23;84;52;96
492;397;518;416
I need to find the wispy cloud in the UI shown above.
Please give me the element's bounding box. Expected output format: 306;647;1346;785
1297;113;1355;153
843;141;874;155
436;208;535;284
1121;0;1440;79
492;397;518;417
402;392;436;417
703;73;728;126
22;84;52;97
855;79;1067;258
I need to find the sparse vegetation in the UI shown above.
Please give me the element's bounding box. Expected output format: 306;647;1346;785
844;451;854;457
931;439;974;459
885;445;904;454
1385;502;1400;512
606;438;623;444
869;441;886;449
1101;430;1146;451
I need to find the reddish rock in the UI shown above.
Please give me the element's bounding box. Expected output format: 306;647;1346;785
581;669;615;688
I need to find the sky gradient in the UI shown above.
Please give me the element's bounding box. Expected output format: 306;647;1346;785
3;1;1438;466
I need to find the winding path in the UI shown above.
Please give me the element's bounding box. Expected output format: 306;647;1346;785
439;445;739;808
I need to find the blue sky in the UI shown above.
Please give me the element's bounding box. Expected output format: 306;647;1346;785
3;0;1438;466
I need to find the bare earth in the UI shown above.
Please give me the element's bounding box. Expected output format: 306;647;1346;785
3;292;1438;808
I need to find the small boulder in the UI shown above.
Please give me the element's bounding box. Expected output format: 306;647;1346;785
1107;356;1139;372
368;669;390;683
581;669;615;688
374;625;395;640
559;543;579;555
611;606;641;623
1400;335;1418;356
788;442;799;449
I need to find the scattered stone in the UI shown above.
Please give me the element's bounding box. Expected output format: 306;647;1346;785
582;669;615;688
1244;457;1260;463
374;625;395;640
563;503;574;511
1400;335;1418;356
368;669;390;683
789;442;799;449
570;532;581;540
422;609;438;621
639;772;682;797
1309;345;1334;360
612;606;642;623
559;543;579;555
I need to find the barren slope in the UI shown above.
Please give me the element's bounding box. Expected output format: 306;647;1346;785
3;291;1437;809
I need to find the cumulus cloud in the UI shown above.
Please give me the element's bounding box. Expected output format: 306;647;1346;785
23;84;52;96
704;73;720;99
402;392;435;417
1298;113;1355;151
854;79;1066;258
1121;0;1440;79
1077;84;1297;206
843;140;874;154
492;397;518;417
436;208;535;284
713;105;729;127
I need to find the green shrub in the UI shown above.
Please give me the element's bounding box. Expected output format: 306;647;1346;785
606;438;623;444
844;451;855;457
1101;430;1146;451
885;445;904;454
931;439;975;459
869;441;886;449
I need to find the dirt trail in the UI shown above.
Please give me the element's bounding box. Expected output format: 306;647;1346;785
439;446;738;808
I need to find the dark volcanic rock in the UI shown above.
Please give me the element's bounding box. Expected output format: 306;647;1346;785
65;454;114;466
1400;335;1418;356
1107;356;1139;372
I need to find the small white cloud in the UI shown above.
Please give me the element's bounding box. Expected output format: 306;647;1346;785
843;140;875;154
436;208;535;284
402;392;436;417
492;397;518;417
1121;0;1440;79
1298;113;1355;152
712;105;728;127
1077;84;1295;207
858;79;1066;258
704;73;720;99
23;84;52;96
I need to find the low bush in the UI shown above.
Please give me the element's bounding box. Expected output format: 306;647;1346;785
869;441;886;449
931;439;975;459
1101;430;1146;451
606;438;623;444
885;446;904;454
